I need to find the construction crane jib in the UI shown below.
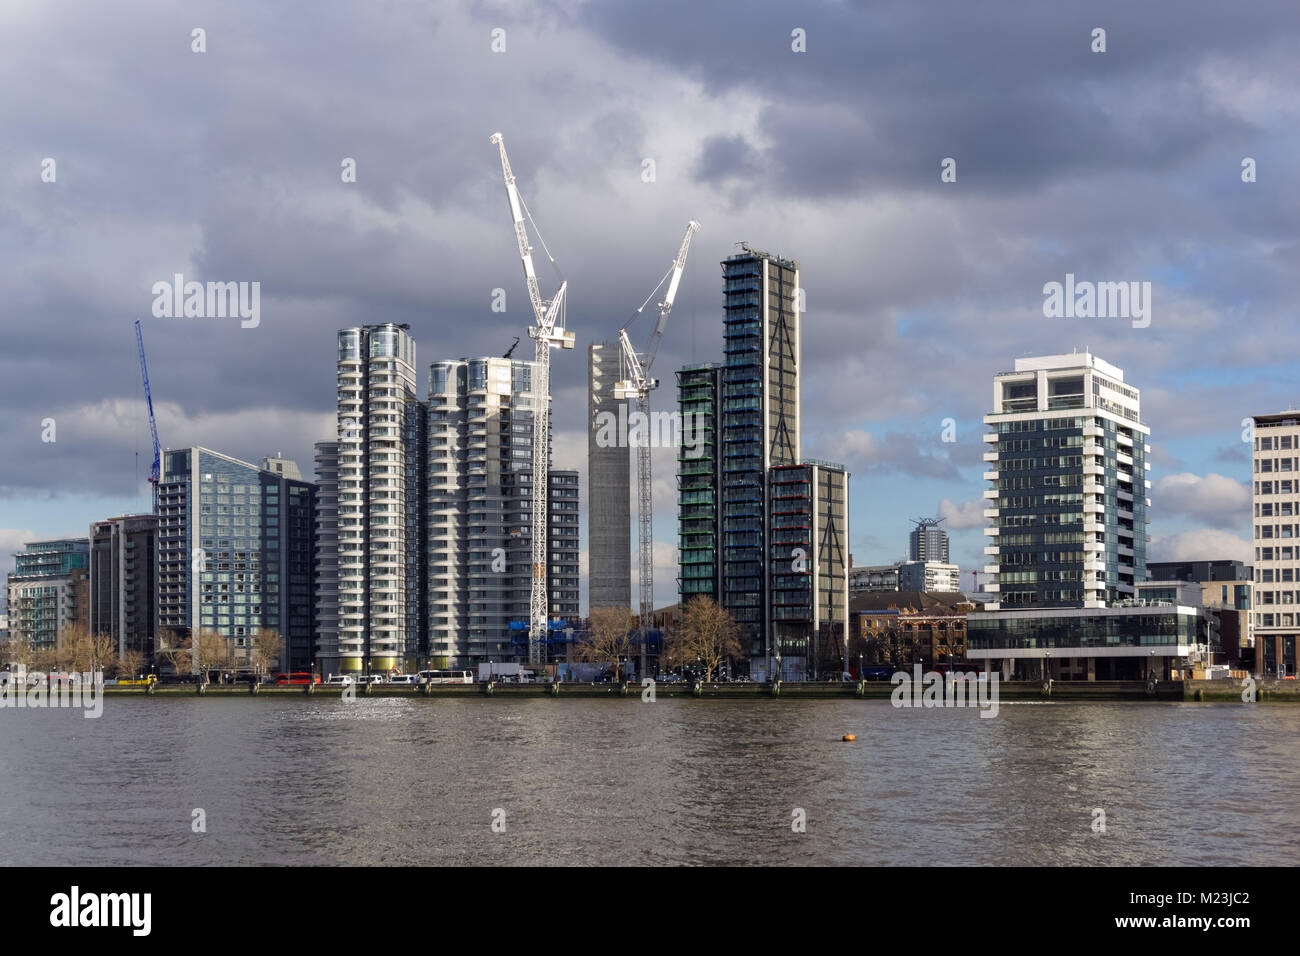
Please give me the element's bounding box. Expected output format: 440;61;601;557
490;132;574;667
615;220;700;647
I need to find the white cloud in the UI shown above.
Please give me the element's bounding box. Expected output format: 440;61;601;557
1153;472;1251;528
1148;529;1252;565
938;498;986;530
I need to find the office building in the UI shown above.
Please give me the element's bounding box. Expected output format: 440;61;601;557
1250;411;1300;677
156;447;315;671
849;561;959;594
983;353;1150;610
5;538;90;654
897;560;960;593
336;324;426;674
313;441;340;676
968;604;1216;681
849;564;900;593
88;515;158;661
1147;559;1250;583
587;342;632;610
908;517;950;563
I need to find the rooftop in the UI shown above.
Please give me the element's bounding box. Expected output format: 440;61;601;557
1009;352;1124;380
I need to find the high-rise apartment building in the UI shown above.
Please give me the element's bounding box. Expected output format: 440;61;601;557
983;353;1150;610
676;244;849;677
719;245;801;651
587;342;632;610
5;538;90;654
156;447;315;671
312;441;340;676
427;356;575;667
548;469;581;621
677;363;723;602
89;514;158;661
335;324;425;674
768;460;849;679
908;517;950;563
1250;411;1300;677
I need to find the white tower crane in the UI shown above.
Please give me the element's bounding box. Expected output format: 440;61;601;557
615;220;701;664
490;132;575;667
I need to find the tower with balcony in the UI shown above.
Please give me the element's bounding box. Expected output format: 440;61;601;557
983;353;1150;610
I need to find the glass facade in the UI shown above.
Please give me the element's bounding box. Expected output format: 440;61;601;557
677;364;721;599
968;609;1211;652
157;448;315;670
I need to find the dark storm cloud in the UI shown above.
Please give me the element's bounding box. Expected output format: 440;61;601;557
583;0;1291;196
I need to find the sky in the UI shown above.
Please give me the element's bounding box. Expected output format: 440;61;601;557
2;0;1298;612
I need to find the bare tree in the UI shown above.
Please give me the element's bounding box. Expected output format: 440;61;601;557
661;596;742;683
1;635;33;672
117;649;145;680
250;629;283;676
195;629;234;680
157;630;194;677
574;607;637;682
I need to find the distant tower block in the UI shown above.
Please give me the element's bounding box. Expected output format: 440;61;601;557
909;517;950;564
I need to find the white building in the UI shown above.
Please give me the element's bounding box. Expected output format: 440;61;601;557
983;353;1151;610
1250;411;1300;677
335;324;423;674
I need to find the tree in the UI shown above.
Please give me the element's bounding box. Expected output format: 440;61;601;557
157;630;194;677
117;649;145;680
250;629;283;676
661;596;742;683
574;607;637;682
0;635;33;672
195;629;234;680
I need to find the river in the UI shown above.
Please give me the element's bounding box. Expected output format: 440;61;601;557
1;697;1295;865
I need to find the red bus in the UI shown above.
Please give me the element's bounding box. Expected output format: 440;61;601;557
274;672;321;685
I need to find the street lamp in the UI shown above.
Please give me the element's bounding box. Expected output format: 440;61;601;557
775;648;782;683
1044;649;1051;683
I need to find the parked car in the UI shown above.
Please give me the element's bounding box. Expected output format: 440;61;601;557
324;675;354;686
388;674;419;685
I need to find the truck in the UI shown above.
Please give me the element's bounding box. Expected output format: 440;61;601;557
478;663;538;683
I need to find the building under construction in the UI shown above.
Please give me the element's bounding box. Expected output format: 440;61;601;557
587;341;631;610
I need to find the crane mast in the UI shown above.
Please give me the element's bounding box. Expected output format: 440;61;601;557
134;320;161;514
615;221;700;658
490;133;574;667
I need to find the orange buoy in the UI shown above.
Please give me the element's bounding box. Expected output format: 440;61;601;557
842;734;856;742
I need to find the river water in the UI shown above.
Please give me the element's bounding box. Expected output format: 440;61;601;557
1;697;1296;866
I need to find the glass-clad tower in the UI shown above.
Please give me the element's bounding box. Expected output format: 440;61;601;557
720;245;800;652
677;363;723;601
157;448;315;670
983;353;1150;609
